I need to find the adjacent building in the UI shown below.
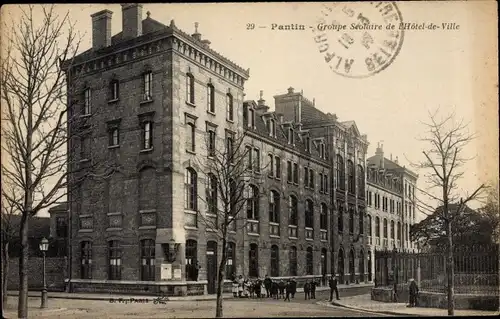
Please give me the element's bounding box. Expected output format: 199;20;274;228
365;143;418;282
63;4;401;295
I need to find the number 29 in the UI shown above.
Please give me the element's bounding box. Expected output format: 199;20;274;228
247;23;255;30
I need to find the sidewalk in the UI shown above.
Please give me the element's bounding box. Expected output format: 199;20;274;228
7;283;372;302
320;293;500;317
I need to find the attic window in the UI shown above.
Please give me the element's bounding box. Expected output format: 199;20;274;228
268;119;276;137
305;136;311;153
287;127;294;145
319;143;326;159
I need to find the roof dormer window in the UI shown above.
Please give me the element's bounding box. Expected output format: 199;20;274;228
305;136;311;153
288;127;294;145
268;119;276;137
319;143;326;159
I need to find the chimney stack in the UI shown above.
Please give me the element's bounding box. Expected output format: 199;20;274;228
192;22;202;41
121;4;143;39
287;87;294;94
375;142;384;168
258;90;266;107
91;10;113;50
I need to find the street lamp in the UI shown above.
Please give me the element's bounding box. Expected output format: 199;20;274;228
39;237;49;308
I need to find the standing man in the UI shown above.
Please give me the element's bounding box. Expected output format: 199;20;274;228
290;278;297;299
303;282;311;300
284;280;292;302
408;278;419;307
264;275;272;298
329;275;340;301
310;280;317;299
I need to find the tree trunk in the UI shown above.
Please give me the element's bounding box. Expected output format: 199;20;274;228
215;234;228;318
18;214;29;319
446;216;454;316
2;241;9;315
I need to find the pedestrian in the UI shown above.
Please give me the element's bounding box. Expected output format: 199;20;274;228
255;278;262;298
284;280;292;302
303;282;310;300
278;280;286;299
290;279;297;299
329;275;340;301
264;275;272;298
238;275;244;297
271;281;279;299
408;278;419;307
243;278;250;298
232;277;239;297
310;280;317;299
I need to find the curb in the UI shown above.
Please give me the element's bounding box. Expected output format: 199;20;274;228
6;292;233;302
327;300;427;317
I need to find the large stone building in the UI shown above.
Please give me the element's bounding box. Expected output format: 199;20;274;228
365;143;418;282
63;4;372;295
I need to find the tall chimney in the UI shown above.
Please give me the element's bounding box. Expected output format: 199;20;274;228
375;142;384;168
121;4;143;39
91;10;113;50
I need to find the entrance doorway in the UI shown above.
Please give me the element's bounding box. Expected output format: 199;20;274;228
206;241;217;294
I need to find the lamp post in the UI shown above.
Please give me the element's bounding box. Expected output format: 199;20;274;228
39;237;49;308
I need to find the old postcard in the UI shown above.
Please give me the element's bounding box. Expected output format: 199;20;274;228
1;2;498;318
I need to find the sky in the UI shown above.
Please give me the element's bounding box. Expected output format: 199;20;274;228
2;2;498;220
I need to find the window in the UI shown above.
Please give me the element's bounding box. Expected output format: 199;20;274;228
336;155;344;190
186;73;195;104
226;93;234;121
349;207;354;233
359;209;364;234
226;242;236;279
368;215;372;237
305;199;314;228
249;243;259;278
375;216;380;237
304;167;309;187
141;239;155;281
323;173;328;193
206;173;217;215
289;246;297;276
347;160;355;194
293;163;299;184
207;84;215;113
80;136;90;160
274;156;281;179
185;168;197;211
110;79;119;101
305;136;311;152
226;132;234;163
185;115;196;152
319;143;326;159
357;165;364;197
268;119;276;137
108;240;122;280
83;88;91;115
397;222;401;240
142;121;153;150
269;190;280;223
320;174;324;193
270;245;279;277
309;169;314;189
338;202;344;232
306;247;313;275
390;220;395;239
80;241;92;279
288;195;298;226
185;240;198;281
247;185;259;220
207;128;216;157
383;218;388;238
287;127;294;144
287;161;292;182
143;71;153;100
109;128;119;147
320;203;328;230
56;216;68;238
268;154;274;177
253;148;260;172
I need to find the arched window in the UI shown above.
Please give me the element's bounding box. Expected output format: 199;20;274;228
226;242;236;280
375;216;380;237
337;201;344;232
305;199;314;228
367;215;372;237
306;247;314;275
206;173;217;215
141;239;155;281
348;207;354;233
247;185;259;220
269;190;280;223
358;208;364;234
288;195;298;226
349;249;355;283
383;218;388;238
338;249;345;283
108;240;122;280
320;203;328;230
390;220;395;239
397;221;402;241
357;165;364;197
347;160;355;194
289;246;297;276
185;168;197;210
270;245;280;277
336;155;345;190
80;241;92;279
249;243;259;278
185;240;198;281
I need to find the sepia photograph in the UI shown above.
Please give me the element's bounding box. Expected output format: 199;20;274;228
1;2;498;318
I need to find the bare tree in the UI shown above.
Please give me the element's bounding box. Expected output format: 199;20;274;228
413;109;486;315
193;131;267;318
0;5;113;318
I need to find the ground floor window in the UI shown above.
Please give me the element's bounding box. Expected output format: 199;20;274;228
270;245;279;277
141;239;155;281
186;240;198;281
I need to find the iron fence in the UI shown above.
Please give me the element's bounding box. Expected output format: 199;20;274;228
375;244;499;296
